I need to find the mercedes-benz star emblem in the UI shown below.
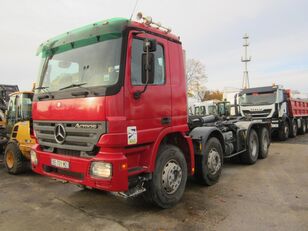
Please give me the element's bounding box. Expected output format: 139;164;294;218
54;124;66;144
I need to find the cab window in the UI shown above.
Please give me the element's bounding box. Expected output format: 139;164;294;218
131;38;165;85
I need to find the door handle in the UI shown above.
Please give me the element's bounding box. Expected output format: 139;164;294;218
161;117;171;125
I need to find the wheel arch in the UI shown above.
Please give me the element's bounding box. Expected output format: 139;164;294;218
189;127;225;155
149;128;195;175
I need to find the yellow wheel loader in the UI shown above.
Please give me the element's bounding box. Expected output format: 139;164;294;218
2;91;35;174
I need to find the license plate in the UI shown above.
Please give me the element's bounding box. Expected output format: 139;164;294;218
271;124;279;128
51;159;70;169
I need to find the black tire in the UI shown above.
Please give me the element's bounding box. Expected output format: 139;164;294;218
195;137;223;186
298;119;306;135
4;142;27;174
258;127;270;159
306;119;308;133
278;121;289;141
144;145;187;208
241;129;259;164
289;119;297;138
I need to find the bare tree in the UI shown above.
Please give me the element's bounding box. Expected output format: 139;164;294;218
186;58;207;101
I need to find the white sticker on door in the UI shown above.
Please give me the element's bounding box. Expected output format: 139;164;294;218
127;126;137;145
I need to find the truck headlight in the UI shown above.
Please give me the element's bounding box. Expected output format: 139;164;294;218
90;162;112;179
30;150;38;165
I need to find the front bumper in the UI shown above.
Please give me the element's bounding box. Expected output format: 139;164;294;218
31;144;128;192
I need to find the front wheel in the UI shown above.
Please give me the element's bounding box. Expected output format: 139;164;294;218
144;145;187;208
4;142;28;174
241;129;259;164
259;127;270;159
195;137;223;186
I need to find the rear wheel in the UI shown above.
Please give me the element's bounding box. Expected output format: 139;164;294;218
259;127;270;159
278;121;289;141
241;129;259;164
195;137;223;186
298;119;306;135
289;119;297;138
4;142;27;174
144;145;187;208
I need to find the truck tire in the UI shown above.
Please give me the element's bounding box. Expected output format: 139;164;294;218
241;129;259;164
144;145;187;208
4;142;27;174
306;119;308;133
278;121;289;141
258;127;270;159
289;119;297;138
298;119;306;135
195;137;223;186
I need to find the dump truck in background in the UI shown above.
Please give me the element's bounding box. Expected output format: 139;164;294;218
239;85;308;140
31;14;271;208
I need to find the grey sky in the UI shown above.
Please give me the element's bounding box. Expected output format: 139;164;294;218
0;0;307;92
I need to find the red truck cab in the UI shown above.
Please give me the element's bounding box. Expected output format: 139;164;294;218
31;17;195;207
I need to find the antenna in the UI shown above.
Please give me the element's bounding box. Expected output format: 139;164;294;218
241;33;251;89
130;0;139;20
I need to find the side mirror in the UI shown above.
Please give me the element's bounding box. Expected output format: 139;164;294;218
133;38;157;100
143;39;157;52
141;53;155;84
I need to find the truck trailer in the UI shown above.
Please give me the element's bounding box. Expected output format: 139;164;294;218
239;85;308;140
31;14;270;208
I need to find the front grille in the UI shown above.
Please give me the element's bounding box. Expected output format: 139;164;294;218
34;120;107;156
242;109;272;118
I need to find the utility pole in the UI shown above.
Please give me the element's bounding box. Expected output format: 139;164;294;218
241;33;251;89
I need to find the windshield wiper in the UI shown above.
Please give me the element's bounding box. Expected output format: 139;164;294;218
59;83;87;91
35;86;49;90
35;86;54;100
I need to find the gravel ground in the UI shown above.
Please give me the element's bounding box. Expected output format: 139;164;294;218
0;134;307;231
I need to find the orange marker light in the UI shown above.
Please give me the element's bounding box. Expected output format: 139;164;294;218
121;163;127;170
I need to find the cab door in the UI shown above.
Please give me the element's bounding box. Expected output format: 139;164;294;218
124;31;171;146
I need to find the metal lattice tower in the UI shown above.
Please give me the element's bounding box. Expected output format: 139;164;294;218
241;33;251;89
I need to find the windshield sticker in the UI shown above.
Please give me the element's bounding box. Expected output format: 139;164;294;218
127;126;137;145
104;74;110;82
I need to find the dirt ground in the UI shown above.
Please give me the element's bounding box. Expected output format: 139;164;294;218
0;135;307;231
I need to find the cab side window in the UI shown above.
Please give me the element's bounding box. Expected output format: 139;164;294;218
131;38;165;85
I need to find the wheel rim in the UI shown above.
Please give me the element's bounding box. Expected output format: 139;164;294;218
262;132;269;151
250;134;258;157
285;124;289;138
207;148;221;175
293;123;297;136
162;159;182;195
6;150;14;169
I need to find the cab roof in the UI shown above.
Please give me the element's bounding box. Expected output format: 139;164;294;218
37;17;180;57
239;86;278;95
9;91;34;97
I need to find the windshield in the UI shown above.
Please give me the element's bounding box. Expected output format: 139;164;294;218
194;106;206;116
240;91;276;106
208;105;217;115
36;38;122;93
19;93;33;120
